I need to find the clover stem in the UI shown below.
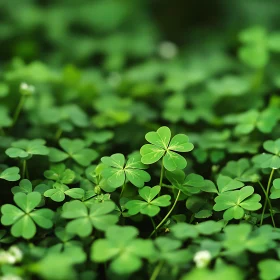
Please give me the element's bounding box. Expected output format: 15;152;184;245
55;127;63;140
120;182;126;198
12;95;26;127
149;260;164;280
149;190;181;238
260;169;275;226
258;181;275;227
22;160;27;178
159;158;164;188
0;128;5;136
150;217;157;236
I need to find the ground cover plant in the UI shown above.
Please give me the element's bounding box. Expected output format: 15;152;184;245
2;0;280;279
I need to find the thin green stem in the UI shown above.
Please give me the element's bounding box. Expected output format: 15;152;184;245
260;169;275;226
120;182;126;198
12;95;26;127
159;158;164;188
258;181;275;227
22;160;27;178
149;190;181;238
149;260;164;280
55;128;63;140
0;128;5;136
150;217;157;236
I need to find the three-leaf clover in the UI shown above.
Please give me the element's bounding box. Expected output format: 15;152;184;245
62;200;118;237
253;139;280;169
49;138;98;167
1;192;54;239
0;167;20;181
44;164;83;202
220;158;259;182
213;186;261;220
5;139;49;159
125;185;171;217
140;126;194;171
91;225;155;275
101;153;151;188
166;169;209;195
270;179;280;199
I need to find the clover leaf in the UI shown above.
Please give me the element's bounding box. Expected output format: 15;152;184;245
101;153;151;188
140;126;194;171
223;224;273;254
43;164;83;202
49;138;98;167
166;169;208;195
62;200;118;237
216;174;244;193
11;179;49;198
91;225;155;275
233;109;278;135
0;167;20;181
269;178;280;199
253;139;280;169
1;192;54;239
258;259;280;280
220;158;259;182
5;139;49;159
125;185;171;217
213;186;262;220
153;237;192;265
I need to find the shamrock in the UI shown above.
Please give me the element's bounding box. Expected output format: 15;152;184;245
231;109;279;135
213;186;262;220
258;259;280;280
125;185;171;217
223;224;274;254
1;192;54;239
215;174;244;194
165;169;208;195
0;167;20;181
62;200;118;237
220;158;259;182
11;179;49;197
269;179;280;199
49;138;98;167
91;225;155;275
5;139;49;159
101;153;151;188
153;237;192;265
253;139;280;169
43;164;83;202
140;126;194;171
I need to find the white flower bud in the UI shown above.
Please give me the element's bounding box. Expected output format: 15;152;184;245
0;274;23;280
8;246;23;262
19;82;35;96
0;251;16;265
193;250;211;268
158;41;178;59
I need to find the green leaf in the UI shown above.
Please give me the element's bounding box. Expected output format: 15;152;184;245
0;167;20;181
258;259;280;280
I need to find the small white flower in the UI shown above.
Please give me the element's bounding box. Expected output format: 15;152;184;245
0;274;23;280
0;251;16;265
193;250;211;268
158;41;178;59
8;246;23;262
19;82;35;95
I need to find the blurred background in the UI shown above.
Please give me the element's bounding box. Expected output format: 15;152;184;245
1;0;280;169
1;0;280;66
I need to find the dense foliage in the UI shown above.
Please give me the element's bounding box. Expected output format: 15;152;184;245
1;0;280;279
